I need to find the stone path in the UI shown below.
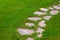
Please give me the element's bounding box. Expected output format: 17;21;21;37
17;1;60;40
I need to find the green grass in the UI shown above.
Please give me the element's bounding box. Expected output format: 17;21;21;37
0;0;60;40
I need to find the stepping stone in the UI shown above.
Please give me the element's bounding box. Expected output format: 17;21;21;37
38;20;46;27
37;34;42;38
33;11;47;16
40;8;49;12
43;16;52;20
25;23;35;27
28;17;42;21
17;28;35;35
48;7;54;10
50;10;59;15
53;5;60;10
36;28;45;33
26;37;34;40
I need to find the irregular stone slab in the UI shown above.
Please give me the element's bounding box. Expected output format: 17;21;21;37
28;17;42;21
50;10;59;15
33;11;47;16
26;37;34;40
36;28;45;33
53;5;60;10
48;7;54;10
17;28;35;35
38;20;46;27
40;8;49;12
25;23;35;27
37;34;42;38
43;16;52;20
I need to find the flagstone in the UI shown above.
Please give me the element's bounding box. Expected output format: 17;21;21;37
26;37;34;40
37;34;42;38
33;11;47;16
17;28;35;35
40;8;49;12
28;17;42;21
36;28;45;33
50;10;59;15
38;20;46;27
43;16;52;20
25;23;34;27
53;5;60;10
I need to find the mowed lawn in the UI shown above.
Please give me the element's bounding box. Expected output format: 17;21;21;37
0;0;60;40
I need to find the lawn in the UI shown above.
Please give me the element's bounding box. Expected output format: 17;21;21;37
0;0;60;40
